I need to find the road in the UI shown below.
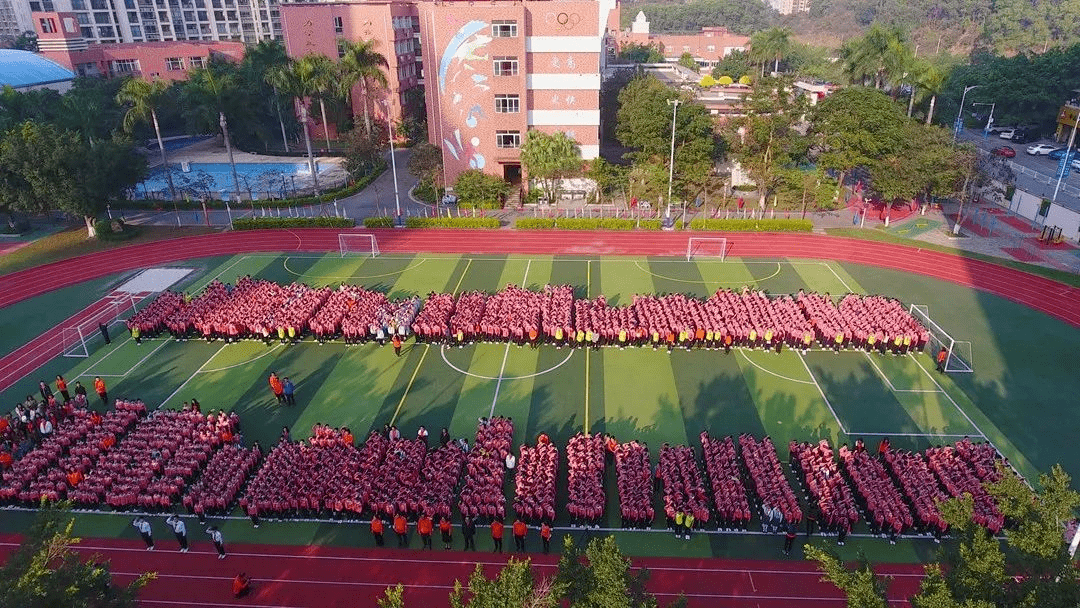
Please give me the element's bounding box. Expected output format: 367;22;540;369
957;128;1080;212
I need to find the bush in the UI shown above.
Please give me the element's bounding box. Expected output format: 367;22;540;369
232;217;355;230
515;218;557;229
404;217;501;228
363;216;394;228
94;218;140;241
413;180;437;203
688;218;813;232
457;199;502;210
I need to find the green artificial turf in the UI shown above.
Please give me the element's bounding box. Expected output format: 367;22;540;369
1;251;1076;561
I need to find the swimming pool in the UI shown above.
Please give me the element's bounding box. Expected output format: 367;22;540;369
147;135;211;153
139;161;339;199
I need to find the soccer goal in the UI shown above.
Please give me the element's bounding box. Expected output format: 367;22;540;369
909;304;974;373
686;237;728;262
62;326;90;358
339;233;380;258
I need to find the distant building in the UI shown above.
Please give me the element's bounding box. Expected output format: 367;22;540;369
617;12;749;71
33;12;244;79
766;0;810;16
0;48;76;91
0;0;31;40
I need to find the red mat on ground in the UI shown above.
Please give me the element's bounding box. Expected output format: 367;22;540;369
1001;247;1043;263
998;214;1038;233
1028;237;1077;251
946;215;992;238
0;534;926;608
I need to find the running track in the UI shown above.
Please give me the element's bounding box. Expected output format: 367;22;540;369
0;534;927;607
0;228;1077;607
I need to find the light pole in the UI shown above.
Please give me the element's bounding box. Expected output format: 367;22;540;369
1052;109;1080;203
971;102;995;137
953;85;980;141
219;111;242;206
383;97;402;226
666;98;681;216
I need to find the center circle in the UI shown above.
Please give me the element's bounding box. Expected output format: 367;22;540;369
440;344;574;380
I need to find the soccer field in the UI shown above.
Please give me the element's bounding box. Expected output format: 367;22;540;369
3;250;1078;557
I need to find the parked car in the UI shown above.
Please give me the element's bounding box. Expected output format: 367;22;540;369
1027;144;1059;156
441;193;458;206
1049;147;1076;160
1072;158;1080;171
999;129;1017;140
992;145;1016;157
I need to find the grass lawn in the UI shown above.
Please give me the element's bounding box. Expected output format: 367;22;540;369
1;251;1076;563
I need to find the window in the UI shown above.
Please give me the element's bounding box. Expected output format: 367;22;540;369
333;16;342;34
706;45;715;52
494;94;519;113
493;56;517;76
40;18;57;33
111;58;139;74
189;56;205;68
496;130;521;148
72;0;87;9
165;57;184;70
491;20;517;38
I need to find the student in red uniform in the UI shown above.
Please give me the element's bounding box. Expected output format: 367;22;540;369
936;347;948;373
439;516;453;550
268;373;284;404
540;522;552;554
371;517;385;547
783;523;797;555
392;334;402;356
418;513;434;550
394;513;408;547
512;519;527;553
232;573;251;598
93;377;107;406
55;375;69;402
490;520;504;553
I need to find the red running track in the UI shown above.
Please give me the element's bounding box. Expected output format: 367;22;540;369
1;229;1078;327
0;534;926;607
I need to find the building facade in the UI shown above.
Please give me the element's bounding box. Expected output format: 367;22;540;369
279;0;420;140
766;0;809;15
417;0;617;185
617;12;748;71
34;11;244;78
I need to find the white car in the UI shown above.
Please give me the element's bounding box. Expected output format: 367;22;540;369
999;129;1018;140
1027;144;1059;156
1071;158;1080;171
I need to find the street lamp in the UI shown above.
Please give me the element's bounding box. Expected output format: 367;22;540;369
383;96;402;226
1052;109;1080;203
971;102;995;137
219;112;242;207
666;98;681;216
953;85;981;141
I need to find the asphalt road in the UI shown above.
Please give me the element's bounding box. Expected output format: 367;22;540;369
957;128;1080;212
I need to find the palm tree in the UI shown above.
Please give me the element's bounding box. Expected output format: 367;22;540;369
117;77;175;198
749;27;792;77
181;62;242;203
292;54;338;150
841;25;910;90
338;38;389;136
915;63;947;125
266;58;322;197
241;40;292;152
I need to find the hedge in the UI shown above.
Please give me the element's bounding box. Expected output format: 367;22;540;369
515;217;664;231
404;217;501;228
362;216;394;228
515;218;557;229
94;218;140;241
232;217;355;230
688;218;813;232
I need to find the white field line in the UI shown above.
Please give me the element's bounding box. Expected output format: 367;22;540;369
862;352;942;394
798;352;848;435
156;343;228;409
489;260;530;418
908;353;988;440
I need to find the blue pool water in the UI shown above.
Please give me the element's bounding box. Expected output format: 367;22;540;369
139;161;336;199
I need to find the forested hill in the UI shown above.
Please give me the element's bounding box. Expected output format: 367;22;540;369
620;0;1080;56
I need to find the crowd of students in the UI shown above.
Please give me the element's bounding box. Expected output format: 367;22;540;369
512;438;557;524
700;433;752;529
838;442;914;542
565;433;606;526
614;440;654;529
790;440;862;541
132;280;933;354
658;444;711;535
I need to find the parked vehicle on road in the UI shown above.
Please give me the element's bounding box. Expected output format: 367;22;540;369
1048;147;1076;160
992;145;1016;157
1026;144;1059;156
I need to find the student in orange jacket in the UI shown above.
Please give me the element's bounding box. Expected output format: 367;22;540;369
540;522;552;554
93;377;107;406
268;373;284;404
418;514;434;550
512;519;527;553
393;514;408;548
490;520;504;553
370;517;384;547
439;516;453;550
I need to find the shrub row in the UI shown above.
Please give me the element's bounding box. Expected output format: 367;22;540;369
232;217;355;230
404;217;501;229
688;218;813;232
515;217;667;231
362;216;394;228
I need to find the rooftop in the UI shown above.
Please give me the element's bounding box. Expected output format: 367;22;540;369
0;49;76;89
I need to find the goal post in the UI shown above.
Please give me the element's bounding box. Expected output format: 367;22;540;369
909;304;973;373
62;327;89;358
339;233;380;258
686;237;728;262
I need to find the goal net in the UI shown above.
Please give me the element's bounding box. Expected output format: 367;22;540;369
909;304;973;373
62;327;90;358
686;237;728;262
339;233;380;258
61;301;129;358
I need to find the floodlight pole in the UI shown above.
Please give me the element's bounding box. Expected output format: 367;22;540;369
1052;110;1080;203
667;99;680;217
953;85;980;142
385;96;402;227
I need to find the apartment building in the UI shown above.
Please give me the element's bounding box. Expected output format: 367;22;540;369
0;0;32;40
12;0;280;45
279;0;421;140
417;0;618;185
34;11;244;78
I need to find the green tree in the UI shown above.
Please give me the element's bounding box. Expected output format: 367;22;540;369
0;122;145;236
587;157;628;206
240;40;293;152
182;59;245;200
454;169;509;207
12;30;37;51
338;38;389;136
117;77;175;198
748;27;792;77
521;130;581;206
618;43;664;63
805;546;891;608
407;141;444;193
913;61;947;124
810;86;907;204
678;52;699;71
342;120;388;179
377;583;405;608
711;49;753;81
0;502;154;607
297;54;339;150
840;25;912;90
266;56;333;195
449;558;557;608
727;76;809;210
553;536;685;608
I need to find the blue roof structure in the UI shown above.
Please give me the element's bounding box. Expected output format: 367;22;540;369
0;50;76;89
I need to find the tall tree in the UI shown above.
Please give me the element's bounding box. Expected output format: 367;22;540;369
116;77;175;198
182;59;246;201
804;546;891;608
0;122;145;236
241;40;293;152
0;502;154;607
297;53;338;150
749;27;792;76
407;141;444;193
266;57;327;195
338;38;389;136
913;61;947;124
449;558;557;608
520;130;582;207
841;25;911;90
